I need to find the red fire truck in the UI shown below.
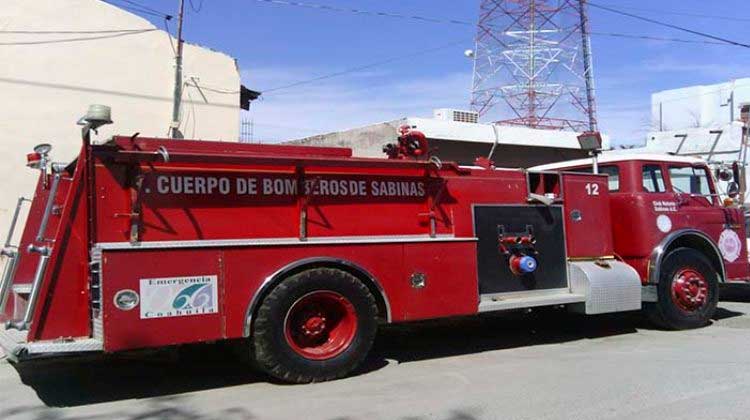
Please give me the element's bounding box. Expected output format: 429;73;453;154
0;107;747;383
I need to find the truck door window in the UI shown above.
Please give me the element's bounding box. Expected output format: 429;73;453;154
570;165;620;191
642;165;666;193
669;166;713;204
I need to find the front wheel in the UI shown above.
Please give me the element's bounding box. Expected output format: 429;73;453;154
252;268;378;383
645;247;719;330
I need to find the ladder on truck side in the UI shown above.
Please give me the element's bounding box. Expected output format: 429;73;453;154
0;197;31;320
0;170;102;361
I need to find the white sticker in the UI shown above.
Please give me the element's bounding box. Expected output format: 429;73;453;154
718;229;742;263
653;201;678;213
656;215;672;233
139;275;218;319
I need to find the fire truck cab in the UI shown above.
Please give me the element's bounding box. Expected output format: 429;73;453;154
0;107;746;383
532;154;749;327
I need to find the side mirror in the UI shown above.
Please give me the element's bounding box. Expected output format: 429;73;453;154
728;182;740;198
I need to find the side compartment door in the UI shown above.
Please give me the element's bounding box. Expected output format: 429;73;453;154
562;173;614;259
101;249;224;352
474;205;568;295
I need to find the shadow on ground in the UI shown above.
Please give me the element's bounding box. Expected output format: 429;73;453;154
8;303;745;410
1;394;255;420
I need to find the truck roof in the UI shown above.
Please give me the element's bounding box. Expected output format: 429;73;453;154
529;153;705;172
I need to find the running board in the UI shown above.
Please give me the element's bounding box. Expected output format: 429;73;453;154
0;326;102;362
479;291;585;313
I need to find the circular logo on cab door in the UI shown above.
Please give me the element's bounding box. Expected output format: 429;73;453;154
718;229;742;263
656;215;672;233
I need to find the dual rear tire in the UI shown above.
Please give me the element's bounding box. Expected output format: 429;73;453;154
252;268;378;383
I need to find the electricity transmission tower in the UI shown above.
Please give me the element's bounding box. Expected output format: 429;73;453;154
470;0;597;131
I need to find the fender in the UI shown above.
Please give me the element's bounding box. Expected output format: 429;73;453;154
242;257;392;337
648;229;726;285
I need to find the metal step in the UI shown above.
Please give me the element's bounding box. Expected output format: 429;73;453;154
0;326;103;362
479;290;585;313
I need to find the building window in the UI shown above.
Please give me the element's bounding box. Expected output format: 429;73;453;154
642;165;666;193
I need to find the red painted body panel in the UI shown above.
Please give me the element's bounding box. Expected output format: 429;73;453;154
101;249;224;351
561;174;614;258
12;136;714;354
99;240;479;351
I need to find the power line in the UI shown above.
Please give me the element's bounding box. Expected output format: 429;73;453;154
110;0;173;19
591;32;728;46
163;18;178;54
0;29;157;46
590;2;750;23
252;0;747;48
251;0;474;26
261;40;467;95
0;28;152;34
101;0;173;20
588;2;750;49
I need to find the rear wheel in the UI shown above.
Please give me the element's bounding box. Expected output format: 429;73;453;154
252;268;378;383
646;247;719;330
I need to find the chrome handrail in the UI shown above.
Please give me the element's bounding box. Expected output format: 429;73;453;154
35;173;61;243
4;197;30;250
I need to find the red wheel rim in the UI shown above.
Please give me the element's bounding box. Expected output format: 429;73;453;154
670;268;709;312
284;291;358;360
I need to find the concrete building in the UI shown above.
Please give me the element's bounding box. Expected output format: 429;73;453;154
652;78;750;131
286;109;606;168
1;0;244;236
625;79;750;202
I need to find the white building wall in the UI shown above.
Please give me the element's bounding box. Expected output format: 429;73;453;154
652;78;750;131
0;0;241;237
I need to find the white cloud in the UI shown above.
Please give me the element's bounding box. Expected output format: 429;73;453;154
241;67;472;142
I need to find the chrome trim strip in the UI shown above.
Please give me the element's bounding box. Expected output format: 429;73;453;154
648;229;726;284
96;234;476;251
242;257;393;337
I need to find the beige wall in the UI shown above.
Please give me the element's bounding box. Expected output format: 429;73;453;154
0;0;241;238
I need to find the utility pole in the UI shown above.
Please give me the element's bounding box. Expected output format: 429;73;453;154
579;0;597;132
170;0;186;139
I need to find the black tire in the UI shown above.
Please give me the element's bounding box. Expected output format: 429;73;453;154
252;268;378;383
645;247;719;330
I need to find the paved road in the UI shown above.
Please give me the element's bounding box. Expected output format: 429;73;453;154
3;293;750;420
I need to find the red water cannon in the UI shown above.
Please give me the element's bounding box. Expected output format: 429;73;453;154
383;126;430;160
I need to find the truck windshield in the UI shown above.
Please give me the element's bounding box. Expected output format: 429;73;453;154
669;166;713;203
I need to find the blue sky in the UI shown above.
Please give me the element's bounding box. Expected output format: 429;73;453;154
132;0;750;145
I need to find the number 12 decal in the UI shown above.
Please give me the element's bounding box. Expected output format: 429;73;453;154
585;183;600;196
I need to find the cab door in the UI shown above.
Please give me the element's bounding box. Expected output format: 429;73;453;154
666;164;748;280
